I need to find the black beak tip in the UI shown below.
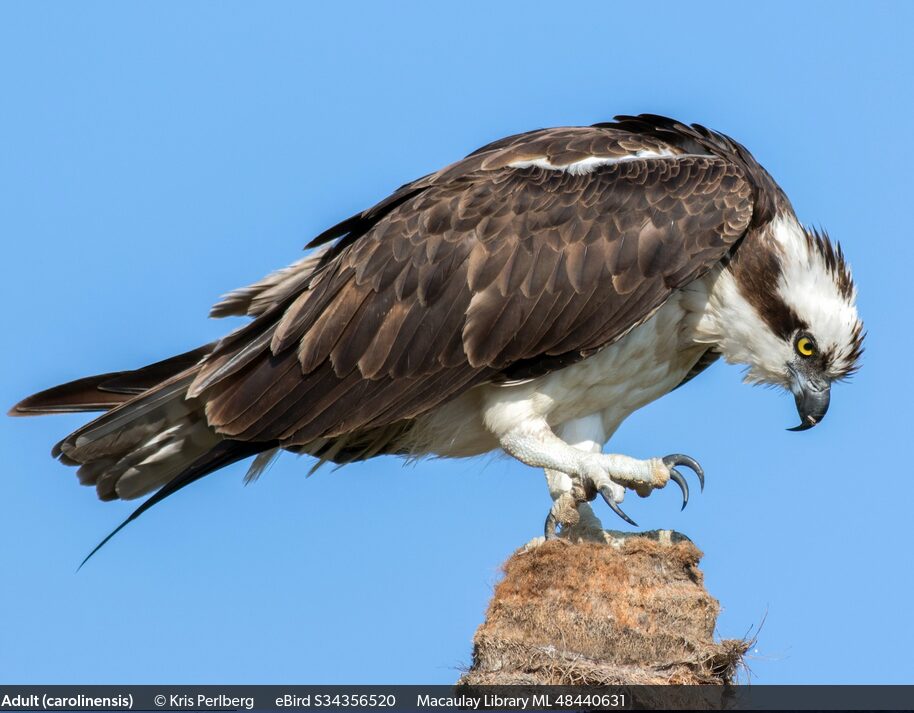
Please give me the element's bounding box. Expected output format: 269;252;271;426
787;417;817;432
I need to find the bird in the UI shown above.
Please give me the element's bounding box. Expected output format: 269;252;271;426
10;114;864;561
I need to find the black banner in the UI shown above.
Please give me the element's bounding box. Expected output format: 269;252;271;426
0;685;912;711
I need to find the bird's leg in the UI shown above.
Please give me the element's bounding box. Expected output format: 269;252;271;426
543;416;617;539
499;419;703;528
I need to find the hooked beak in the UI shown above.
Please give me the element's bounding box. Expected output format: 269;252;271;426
786;366;830;432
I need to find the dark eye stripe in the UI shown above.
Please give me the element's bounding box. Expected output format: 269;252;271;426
730;245;809;341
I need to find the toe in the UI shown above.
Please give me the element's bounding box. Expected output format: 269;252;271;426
603;480;625;504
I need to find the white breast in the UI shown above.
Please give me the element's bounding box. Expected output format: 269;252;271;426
406;280;714;458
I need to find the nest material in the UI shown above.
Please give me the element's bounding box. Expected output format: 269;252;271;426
459;533;748;687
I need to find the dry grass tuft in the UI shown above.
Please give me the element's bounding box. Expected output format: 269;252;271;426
459;532;748;686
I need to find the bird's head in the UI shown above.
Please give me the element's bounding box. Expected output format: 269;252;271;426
706;215;864;430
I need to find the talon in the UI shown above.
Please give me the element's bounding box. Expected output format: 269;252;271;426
669;468;689;510
600;485;638;527
544;507;559;540
662;453;705;492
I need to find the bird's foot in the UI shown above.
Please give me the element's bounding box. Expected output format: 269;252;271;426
543;480;620;541
498;425;704;533
544;491;579;541
579;452;705;527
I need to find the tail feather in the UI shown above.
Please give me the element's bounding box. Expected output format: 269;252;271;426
13;345;276;565
85;412;220;501
9;346;210;417
12;342;282;564
54;374;196;461
47;368;237;504
79;439;271;568
12;343;236;504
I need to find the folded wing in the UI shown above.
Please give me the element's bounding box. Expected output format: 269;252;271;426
190;126;754;448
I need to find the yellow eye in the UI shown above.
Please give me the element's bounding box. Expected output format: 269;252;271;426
796;335;817;358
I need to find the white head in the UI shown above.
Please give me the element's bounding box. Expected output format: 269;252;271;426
697;214;864;429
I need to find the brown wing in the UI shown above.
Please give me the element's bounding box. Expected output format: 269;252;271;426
189;127;754;447
209;246;331;319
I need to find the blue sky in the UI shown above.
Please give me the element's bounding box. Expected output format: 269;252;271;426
1;0;912;685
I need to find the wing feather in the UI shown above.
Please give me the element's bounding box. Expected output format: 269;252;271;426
191;124;755;447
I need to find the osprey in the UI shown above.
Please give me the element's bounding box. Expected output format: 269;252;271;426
11;115;864;559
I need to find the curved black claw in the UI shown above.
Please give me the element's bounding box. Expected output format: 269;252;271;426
662;453;705;492
600;485;638;527
544;508;559;541
669;468;689;510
